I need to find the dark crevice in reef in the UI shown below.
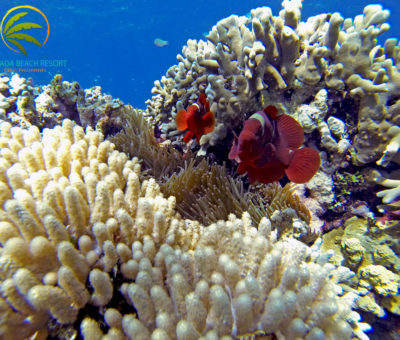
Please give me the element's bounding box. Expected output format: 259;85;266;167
47;269;138;340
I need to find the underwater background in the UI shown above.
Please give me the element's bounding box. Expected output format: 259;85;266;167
1;0;400;339
0;0;399;108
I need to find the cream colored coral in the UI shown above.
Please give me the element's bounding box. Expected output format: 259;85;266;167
0;119;175;339
0;119;368;339
359;265;400;297
118;214;369;340
371;169;400;204
376;125;400;167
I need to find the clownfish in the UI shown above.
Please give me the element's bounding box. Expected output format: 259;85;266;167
228;105;320;184
175;93;215;143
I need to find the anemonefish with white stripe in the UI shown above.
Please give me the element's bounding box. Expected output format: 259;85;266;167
175;93;215;143
228;105;320;184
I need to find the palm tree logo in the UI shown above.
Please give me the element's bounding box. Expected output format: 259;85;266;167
0;5;50;56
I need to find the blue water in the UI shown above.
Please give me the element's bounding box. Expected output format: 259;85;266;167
0;0;399;109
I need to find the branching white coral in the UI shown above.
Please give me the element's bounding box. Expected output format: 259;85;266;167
377;178;400;204
145;1;397;166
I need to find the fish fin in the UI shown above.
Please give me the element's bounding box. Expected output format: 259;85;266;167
195;130;203;143
176;110;188;130
247;166;258;184
202;111;215;133
183;131;194;143
199;92;210;112
263;105;279;120
285;147;320;183
277;114;304;148
274;138;292;166
237;163;247;175
228;132;239;160
248;162;286;184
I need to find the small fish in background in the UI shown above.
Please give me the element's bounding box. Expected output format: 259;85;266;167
154;38;169;47
175;93;215;143
229;105;320;184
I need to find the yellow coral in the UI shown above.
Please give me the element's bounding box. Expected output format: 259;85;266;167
0;119;174;338
0;119;367;339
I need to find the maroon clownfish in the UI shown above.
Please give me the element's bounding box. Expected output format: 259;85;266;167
176;93;215;143
228;105;320;184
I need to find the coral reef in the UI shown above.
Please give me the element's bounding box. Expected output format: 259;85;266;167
1;0;400;337
0;119;370;339
0;74;39;128
107;106;317;242
372;169;400;206
365;169;400;226
321;217;400;318
0;73;125;132
143;2;400;233
43;74;126;131
142;2;400;238
145;2;398;169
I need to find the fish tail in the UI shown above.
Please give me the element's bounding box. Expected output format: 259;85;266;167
176;110;188;130
228;132;239;160
285;147;320;183
202;111;215;133
183;131;194;143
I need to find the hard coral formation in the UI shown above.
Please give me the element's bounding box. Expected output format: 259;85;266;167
367;169;400;219
145;1;398;169
0;74;39;128
321;217;400;318
373;169;400;205
45;74;125;131
0;119;369;339
0;73;124;132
